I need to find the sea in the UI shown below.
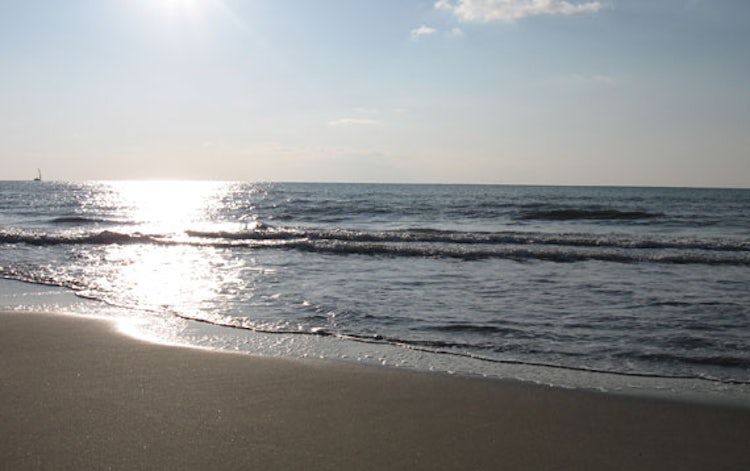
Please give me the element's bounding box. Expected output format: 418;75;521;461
1;181;749;406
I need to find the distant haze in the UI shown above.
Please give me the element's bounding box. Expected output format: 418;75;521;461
1;0;748;187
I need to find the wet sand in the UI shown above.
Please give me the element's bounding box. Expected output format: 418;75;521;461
1;310;749;470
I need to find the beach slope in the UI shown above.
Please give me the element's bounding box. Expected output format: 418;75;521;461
1;311;748;470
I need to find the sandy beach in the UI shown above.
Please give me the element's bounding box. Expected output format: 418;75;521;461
1;310;748;470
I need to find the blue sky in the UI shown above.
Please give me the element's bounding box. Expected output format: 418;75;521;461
1;0;748;186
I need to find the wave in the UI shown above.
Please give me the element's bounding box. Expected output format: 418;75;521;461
0;230;163;246
2;228;749;265
279;240;749;265
517;208;662;221
166;310;750;386
187;227;750;252
49;216;128;225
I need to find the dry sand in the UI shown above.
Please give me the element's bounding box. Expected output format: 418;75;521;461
1;310;749;470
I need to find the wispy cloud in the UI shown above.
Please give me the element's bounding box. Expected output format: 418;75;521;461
328;118;382;127
410;25;466;40
410;24;438;39
447;27;466;38
435;0;603;22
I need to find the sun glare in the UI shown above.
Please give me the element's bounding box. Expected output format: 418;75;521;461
91;181;241;324
110;181;225;234
164;0;202;13
146;0;210;22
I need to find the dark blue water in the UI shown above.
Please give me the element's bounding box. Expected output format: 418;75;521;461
1;181;749;400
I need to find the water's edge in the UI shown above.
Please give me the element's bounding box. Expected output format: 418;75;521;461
2;277;748;410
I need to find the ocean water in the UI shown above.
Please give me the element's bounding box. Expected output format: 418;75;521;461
1;181;749;404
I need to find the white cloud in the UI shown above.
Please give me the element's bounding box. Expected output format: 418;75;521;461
435;0;603;22
328;118;381;127
410;24;438;39
446;27;465;38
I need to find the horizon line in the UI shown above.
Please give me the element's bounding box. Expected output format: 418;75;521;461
3;178;749;191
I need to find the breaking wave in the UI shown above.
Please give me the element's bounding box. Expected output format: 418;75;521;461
1;227;748;266
0;230;163;246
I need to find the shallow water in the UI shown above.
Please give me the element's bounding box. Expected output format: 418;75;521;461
1;181;749;404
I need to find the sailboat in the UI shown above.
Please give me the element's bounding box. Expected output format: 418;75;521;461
33;168;42;182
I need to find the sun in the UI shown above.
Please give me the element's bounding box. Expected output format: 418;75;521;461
158;0;209;20
164;0;201;11
136;0;228;29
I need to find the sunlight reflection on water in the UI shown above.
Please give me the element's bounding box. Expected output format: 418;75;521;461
106;180;232;234
78;181;255;321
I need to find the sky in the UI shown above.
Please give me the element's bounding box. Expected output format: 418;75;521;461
1;0;748;187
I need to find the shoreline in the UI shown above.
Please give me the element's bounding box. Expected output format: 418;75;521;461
2;310;750;470
3;276;750;410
